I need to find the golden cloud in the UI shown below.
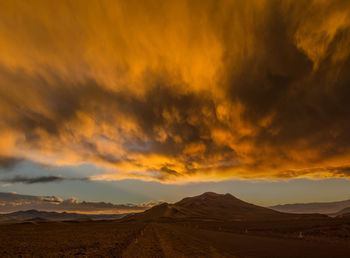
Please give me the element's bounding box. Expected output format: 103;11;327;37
0;0;350;182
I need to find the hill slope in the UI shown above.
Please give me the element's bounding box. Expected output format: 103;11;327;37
334;207;350;217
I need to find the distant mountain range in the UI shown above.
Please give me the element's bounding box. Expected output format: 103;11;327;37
123;192;326;222
269;199;350;215
4;193;350;223
0;209;130;223
0;192;152;214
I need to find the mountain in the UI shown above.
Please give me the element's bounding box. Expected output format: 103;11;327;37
0;209;129;223
270;199;350;214
123;192;326;222
174;192;288;220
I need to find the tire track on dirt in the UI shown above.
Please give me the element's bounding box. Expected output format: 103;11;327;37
152;223;233;258
121;223;165;257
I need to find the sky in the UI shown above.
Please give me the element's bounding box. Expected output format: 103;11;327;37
1;0;350;211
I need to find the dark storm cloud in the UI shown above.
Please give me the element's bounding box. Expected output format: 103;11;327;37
212;0;350;176
0;0;350;181
0;176;89;184
0;66;237;180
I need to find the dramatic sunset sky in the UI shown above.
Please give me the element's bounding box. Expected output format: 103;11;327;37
1;0;350;209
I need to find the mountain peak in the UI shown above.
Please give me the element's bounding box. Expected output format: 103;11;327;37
175;192;239;206
200;192;236;198
199;192;228;197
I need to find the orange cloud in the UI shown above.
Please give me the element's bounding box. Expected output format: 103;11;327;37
0;0;350;182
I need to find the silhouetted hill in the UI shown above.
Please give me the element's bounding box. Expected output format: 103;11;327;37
270;199;350;214
123;192;326;222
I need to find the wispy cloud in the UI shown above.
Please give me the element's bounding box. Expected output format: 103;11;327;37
0;176;89;184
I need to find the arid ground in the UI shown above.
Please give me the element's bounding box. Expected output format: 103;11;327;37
1;217;350;257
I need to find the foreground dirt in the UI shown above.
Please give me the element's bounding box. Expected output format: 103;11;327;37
1;218;350;257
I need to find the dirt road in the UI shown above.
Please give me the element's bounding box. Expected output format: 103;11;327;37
1;220;350;257
123;222;350;258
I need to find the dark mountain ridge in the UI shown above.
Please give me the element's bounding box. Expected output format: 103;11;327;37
0;209;129;223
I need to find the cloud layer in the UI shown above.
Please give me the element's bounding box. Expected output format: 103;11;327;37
0;0;350;182
0;192;152;214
